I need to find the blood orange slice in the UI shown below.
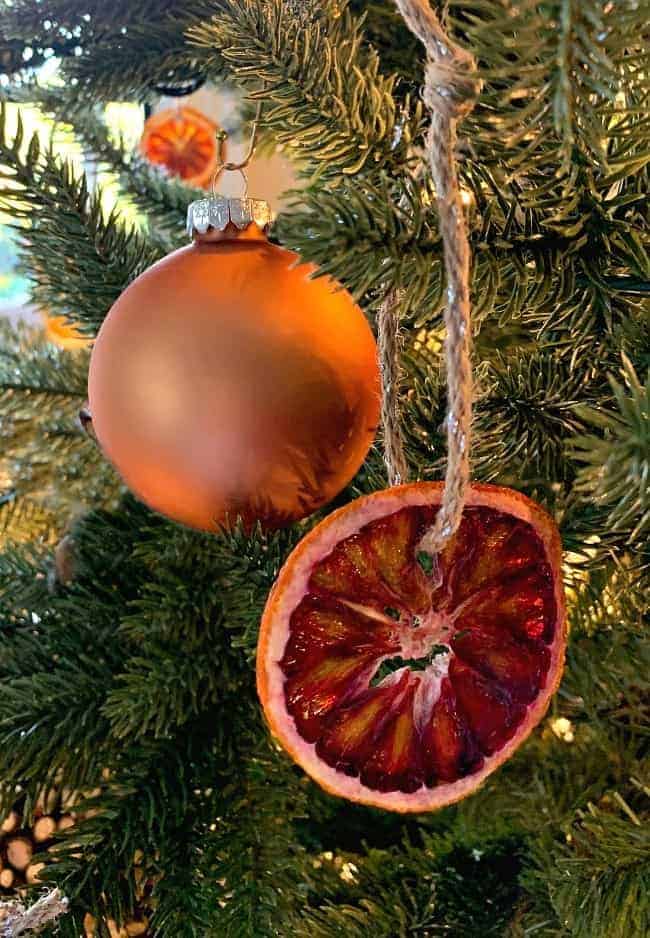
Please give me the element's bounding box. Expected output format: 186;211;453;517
140;106;220;189
257;483;566;812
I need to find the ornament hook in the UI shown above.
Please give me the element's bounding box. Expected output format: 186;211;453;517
210;101;262;200
211;163;249;200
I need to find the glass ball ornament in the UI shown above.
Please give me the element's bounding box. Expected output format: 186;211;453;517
88;197;381;531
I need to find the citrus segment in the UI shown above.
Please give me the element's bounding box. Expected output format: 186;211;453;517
316;671;411;775
258;483;566;812
360;679;423;793
420;678;483;783
310;508;431;615
449;659;526;755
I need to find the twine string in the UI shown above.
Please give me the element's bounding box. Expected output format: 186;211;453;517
380;0;479;554
378;289;410;486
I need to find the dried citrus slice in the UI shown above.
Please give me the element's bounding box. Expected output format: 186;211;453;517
139;106;220;189
257;483;566;812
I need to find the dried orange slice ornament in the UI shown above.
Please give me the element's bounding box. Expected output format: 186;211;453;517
139;105;220;189
257;482;566;812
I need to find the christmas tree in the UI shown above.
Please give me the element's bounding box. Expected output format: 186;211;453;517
0;1;648;935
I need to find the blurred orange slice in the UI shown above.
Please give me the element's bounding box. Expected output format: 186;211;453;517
140;105;220;189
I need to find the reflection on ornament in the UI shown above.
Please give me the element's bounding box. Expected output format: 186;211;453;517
139;105;221;189
88;198;380;532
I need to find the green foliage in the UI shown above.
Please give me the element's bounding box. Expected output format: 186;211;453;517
291;831;525;937
12;87;203;238
348;0;422;86
451;0;650;173
1;2;204;94
526;793;650;938
473;350;593;483
67;12;218;104
189;0;423;183
0;322;119;516
0;101;162;333
0;490;57;543
200;739;314;938
571;356;650;543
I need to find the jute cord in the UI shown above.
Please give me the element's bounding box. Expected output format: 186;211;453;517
380;0;479;554
378;289;410;486
0;890;68;937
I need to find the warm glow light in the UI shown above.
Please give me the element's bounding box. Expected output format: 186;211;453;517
550;716;575;743
339;861;359;883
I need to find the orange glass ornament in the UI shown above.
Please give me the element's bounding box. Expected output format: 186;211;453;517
88;198;380;531
139;105;220;189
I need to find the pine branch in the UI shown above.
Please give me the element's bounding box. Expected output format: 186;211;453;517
565;557;648;638
275;167;646;342
1;3;218;103
472;350;593;484
70;115;202;238
15;86;203;237
0;593;115;798
617;307;650;375
48;738;207;937
0;326;88;407
68;24;215;104
527;795;650;938
103;643;242;742
200;738;313;938
348;0;422;86
0;323;119;513
39;3;223;102
451;0;650;173
2;0;183;37
189;0;423;183
0;491;58;543
562;622;649;743
0;100;162;333
0;500;147;796
293;831;524;938
0;540;53;614
570;356;650;543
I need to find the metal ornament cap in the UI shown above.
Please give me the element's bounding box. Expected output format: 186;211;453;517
187;196;273;238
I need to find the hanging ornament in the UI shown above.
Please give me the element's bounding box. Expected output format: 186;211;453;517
256;0;567;811
139;105;221;189
257;482;566;811
42;311;92;350
88;114;380;532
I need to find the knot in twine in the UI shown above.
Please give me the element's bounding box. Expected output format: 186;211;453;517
379;0;480;555
423;55;480;123
0;890;68;937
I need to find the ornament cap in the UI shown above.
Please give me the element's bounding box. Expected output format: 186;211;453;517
186;197;273;238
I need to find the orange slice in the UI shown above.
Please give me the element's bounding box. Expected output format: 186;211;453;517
140;105;220;189
257;483;566;812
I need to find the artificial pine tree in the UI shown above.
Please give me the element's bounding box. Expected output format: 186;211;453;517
0;1;648;936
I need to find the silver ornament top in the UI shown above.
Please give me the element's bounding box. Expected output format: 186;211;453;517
186;197;273;238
